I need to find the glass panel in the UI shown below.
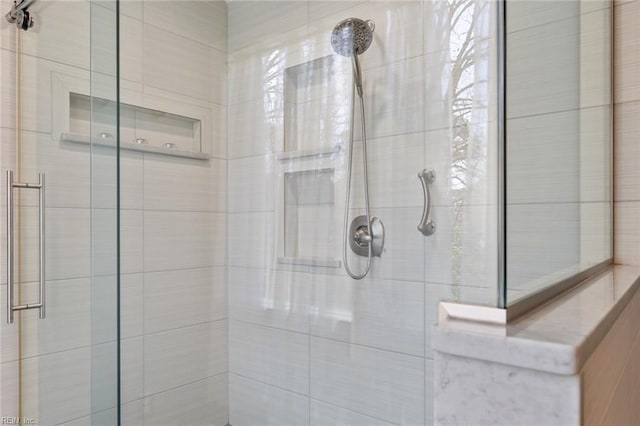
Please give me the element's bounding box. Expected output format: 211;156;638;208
89;0;119;423
0;0;119;424
117;1;228;423
222;1;498;425
505;0;612;305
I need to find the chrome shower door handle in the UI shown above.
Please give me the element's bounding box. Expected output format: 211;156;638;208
6;170;46;324
418;169;435;236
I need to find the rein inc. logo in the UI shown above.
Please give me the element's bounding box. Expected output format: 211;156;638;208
1;418;36;425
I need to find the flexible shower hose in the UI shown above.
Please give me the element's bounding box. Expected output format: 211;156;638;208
343;54;373;280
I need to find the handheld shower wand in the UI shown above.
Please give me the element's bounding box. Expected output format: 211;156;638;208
331;18;384;280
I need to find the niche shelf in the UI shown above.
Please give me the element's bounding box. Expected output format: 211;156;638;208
282;55;351;156
60;132;210;160
274;55;352;268
275;165;343;269
52;72;213;160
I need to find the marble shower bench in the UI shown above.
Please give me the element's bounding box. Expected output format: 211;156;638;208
432;265;640;426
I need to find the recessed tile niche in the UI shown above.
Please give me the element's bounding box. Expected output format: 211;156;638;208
52;72;213;160
276;55;351;268
282;55;350;155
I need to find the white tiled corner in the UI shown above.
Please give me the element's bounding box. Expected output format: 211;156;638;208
144;320;227;396
228;267;311;334
144;374;228;426
228;99;283;159
143;0;227;52
229;373;309;426
144;267;226;334
228;154;275;212
229;320;309;395
228;212;275;268
143;24;226;105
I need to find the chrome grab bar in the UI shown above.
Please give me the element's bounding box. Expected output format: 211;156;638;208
6;170;45;324
417;168;435;236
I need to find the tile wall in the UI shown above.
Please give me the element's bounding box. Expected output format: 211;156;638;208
226;1;498;425
0;0;229;424
505;0;613;302
614;0;640;265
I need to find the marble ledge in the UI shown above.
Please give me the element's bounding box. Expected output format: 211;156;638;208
432;264;640;375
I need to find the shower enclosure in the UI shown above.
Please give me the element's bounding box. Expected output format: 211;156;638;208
0;0;611;425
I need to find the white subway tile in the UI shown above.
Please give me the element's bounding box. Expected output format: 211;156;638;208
229;267;311;333
0;361;19;418
122;337;143;404
425;205;498;291
228;212;275;268
310;274;424;356
144;155;226;212
143;0;227;52
143;24;226;104
352;133;425;209
310;399;393;426
20;279;90;358
229;320;309;395
228;99;283;159
144;267;226;334
144;211;226;271
144;374;228;426
19;207;90;282
229;373;309;426
121;273;143;339
229;154;275;212
144;320;227;395
615;201;640;265
21;347;91;425
615;1;640;103
367;207;426;282
615;101;640;201
227;1;308;53
310;337;424;425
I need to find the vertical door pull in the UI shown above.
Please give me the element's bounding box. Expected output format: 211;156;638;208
6;170;45;324
417;168;436;236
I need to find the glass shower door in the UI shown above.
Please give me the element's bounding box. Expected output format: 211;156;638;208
0;0;120;424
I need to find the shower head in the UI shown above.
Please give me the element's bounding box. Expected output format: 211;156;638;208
331;18;375;57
